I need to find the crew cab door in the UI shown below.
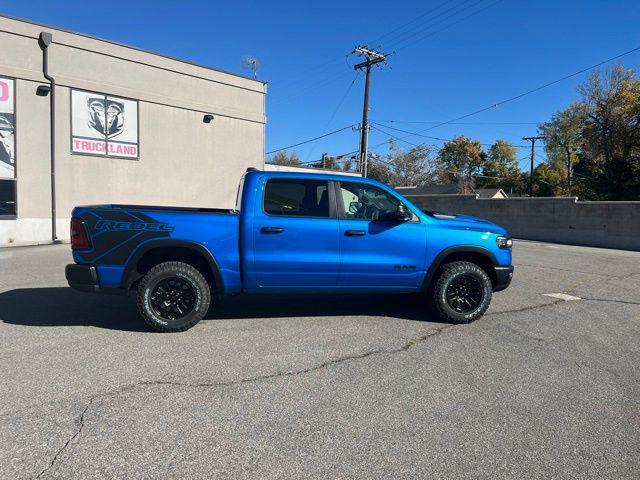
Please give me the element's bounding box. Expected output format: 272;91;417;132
249;177;340;289
335;180;427;290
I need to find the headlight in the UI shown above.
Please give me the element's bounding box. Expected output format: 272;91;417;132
496;236;513;249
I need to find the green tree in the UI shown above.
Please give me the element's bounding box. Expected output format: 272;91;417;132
531;159;565;196
435;136;485;191
270;149;300;166
480;140;524;193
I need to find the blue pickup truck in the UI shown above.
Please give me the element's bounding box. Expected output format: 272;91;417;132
66;169;513;332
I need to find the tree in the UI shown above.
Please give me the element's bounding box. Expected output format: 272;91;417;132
531;159;565;196
435;136;485;191
538;103;585;195
480;140;524;193
386;140;434;187
366;152;393;184
270;150;300;166
577;65;640;200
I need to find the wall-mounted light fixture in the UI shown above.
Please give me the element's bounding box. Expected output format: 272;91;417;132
203;114;215;123
36;85;51;96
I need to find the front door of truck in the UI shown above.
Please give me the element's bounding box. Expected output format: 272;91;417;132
335;181;427;290
250;177;340;289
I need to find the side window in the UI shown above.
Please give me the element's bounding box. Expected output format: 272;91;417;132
339;182;400;221
264;179;330;217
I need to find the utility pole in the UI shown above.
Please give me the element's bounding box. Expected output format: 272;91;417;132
353;46;386;178
522;136;545;196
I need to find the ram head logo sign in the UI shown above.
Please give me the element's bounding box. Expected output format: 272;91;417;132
87;97;125;138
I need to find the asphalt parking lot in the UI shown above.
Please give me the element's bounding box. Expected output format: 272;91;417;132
1;241;639;479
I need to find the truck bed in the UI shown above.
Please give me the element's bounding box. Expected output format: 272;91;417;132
84;204;237;215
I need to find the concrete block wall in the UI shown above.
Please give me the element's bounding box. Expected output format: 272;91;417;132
405;195;640;251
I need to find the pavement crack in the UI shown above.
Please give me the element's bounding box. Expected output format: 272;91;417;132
34;399;93;479
29;323;456;478
486;299;563;316
142;325;454;390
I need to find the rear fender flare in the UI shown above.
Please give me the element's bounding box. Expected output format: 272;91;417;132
120;239;224;292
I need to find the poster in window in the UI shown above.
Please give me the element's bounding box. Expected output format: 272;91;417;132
0;76;15;180
71;89;139;159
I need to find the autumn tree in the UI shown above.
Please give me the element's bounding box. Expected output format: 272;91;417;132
386;140;434;187
577;65;640;200
270;150;300;166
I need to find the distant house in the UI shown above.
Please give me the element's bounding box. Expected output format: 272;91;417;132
396;185;508;199
474;188;508;199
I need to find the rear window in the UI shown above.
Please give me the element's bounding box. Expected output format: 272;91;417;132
263;179;330;217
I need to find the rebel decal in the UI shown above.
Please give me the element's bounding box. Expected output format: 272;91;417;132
75;209;172;265
94;220;174;233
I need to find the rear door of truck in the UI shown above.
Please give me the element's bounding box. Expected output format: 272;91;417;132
247;176;340;289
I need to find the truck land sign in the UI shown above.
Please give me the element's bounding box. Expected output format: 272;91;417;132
71;89;139;159
0;76;15;180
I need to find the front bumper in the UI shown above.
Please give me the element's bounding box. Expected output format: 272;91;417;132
493;265;514;292
65;264;99;293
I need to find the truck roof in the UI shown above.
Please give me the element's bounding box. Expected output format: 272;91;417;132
249;169;380;184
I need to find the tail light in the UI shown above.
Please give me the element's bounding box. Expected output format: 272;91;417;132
70;218;90;250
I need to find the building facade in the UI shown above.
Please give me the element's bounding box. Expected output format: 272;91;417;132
0;15;266;246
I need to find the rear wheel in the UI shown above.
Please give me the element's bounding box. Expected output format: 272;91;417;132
136;261;210;332
431;261;492;324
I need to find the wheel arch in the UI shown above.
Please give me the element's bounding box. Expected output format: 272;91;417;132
422;245;498;291
121;240;224;293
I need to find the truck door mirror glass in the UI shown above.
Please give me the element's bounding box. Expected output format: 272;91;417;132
397;203;412;222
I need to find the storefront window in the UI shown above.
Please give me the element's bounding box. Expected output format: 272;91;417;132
0;76;16;218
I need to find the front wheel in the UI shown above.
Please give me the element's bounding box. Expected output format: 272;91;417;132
431;261;492;324
136;261;211;332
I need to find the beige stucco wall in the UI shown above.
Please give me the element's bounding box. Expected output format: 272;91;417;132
0;15;266;245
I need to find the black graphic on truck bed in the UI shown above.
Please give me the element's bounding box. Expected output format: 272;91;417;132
76;209;172;265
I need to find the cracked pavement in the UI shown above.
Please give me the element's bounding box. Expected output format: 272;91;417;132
0;241;639;479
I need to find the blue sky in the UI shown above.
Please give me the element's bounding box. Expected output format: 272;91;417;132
2;0;640;170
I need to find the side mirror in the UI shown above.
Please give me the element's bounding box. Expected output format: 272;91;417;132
396;203;412;222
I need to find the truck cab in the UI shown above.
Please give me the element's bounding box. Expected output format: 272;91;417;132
66;170;513;331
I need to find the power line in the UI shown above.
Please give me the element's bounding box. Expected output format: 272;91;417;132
371;122;543;148
381;0;483;50
390;0;503;52
370;43;640;149
373;119;539;125
265;124;356;155
368;0;458;46
304;73;360;162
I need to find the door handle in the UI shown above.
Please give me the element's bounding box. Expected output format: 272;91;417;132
345;230;366;236
261;226;284;234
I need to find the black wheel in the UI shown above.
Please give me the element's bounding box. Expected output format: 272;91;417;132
136;261;211;332
431;261;492;324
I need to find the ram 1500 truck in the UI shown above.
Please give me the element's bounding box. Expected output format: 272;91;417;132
65;169;514;332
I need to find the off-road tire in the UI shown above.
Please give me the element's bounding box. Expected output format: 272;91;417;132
431;261;492;324
136;261;211;332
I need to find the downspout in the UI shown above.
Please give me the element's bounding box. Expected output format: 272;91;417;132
38;31;60;243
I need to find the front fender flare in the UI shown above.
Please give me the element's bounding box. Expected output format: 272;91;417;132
421;245;499;291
